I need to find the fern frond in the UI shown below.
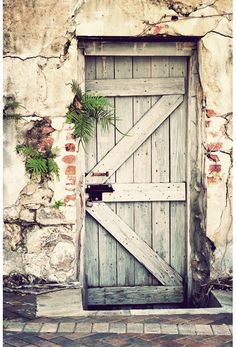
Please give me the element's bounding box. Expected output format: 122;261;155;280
16;145;42;159
26;158;48;179
73;113;95;146
52;199;65;209
47;158;60;179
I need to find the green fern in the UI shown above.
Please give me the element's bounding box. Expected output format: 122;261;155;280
26;158;48;179
16;145;42;159
52;199;65;209
48;158;60;178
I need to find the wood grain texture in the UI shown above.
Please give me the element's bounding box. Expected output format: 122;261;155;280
114;56;135;286
82;41;195;56
86;203;183;286
169;57;187;277
96;56;117;286
86;94;184;184
88;286;184;305
86;77;185;96
102;183;186;202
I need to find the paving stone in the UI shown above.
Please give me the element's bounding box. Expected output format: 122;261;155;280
211;324;232;336
23;323;42;333
228;325;233;334
195;324;214;335
4;323;26;332
144;323;161;334
178;324;196;335
126;323;144;333
40;323;59;333
4;336;29;347
50;336;79;347
75;322;92;333
92;323;109;333
160;324;179;334
109;322;126;333
57;322;76;333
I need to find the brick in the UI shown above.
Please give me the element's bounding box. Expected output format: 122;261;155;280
92;323;109;333
23;323;42;333
206;109;216;117
160;324;178;334
64;195;76;203
127;323;144;333
65;165;76;175
65;143;75;152
207;142;223;151
40;323;59;333
144;323;161;334
209;164;221;173
75;323;92;333
211;324;231;336
195;324;213;335
57;322;76;333
4;322;26;332
178;324;196;335
109;322;126;333
63;155;76;164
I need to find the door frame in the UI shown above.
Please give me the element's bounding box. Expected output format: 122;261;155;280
75;38;204;309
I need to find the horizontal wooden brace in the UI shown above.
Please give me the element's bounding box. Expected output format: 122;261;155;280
80;41;195;56
102;183;186;202
86;77;185;96
87;285;184;305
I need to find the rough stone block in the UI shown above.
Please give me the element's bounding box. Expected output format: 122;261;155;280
127;323;143;333
92;323;109;333
144;323;161;334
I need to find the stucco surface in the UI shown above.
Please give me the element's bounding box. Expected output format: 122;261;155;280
3;0;232;286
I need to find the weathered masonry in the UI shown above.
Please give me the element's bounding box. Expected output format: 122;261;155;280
3;0;232;312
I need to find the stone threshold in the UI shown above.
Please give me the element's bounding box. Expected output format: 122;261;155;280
4;283;232;318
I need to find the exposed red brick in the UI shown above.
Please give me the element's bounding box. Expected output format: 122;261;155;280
209;164;221;173
207;142;223;151
63;155;76;164
206;109;217;118
64;195;76;203
39;137;54;151
65;143;76;152
65;165;76;175
207;154;220;162
153;24;165;35
207;176;218;184
66;176;76;185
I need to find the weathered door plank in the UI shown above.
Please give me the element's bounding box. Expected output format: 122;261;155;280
86;77;185;96
86;203;183;286
88;286;184;305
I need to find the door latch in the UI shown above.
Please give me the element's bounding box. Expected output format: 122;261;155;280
86;184;114;203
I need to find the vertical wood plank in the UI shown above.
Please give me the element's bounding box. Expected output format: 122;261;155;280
84;56;99;287
115;56;135;286
96;56;117;286
151;57;170;286
133;56;152;285
169;57;187;277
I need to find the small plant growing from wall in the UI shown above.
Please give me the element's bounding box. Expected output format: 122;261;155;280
16;144;60;181
66;81;124;148
52;199;65;209
3;95;25;118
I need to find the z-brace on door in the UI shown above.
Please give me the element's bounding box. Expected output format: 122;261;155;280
81;41;195;308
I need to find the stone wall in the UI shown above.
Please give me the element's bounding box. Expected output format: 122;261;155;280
3;0;232;290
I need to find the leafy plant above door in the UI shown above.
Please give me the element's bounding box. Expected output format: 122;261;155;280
66;81;124;149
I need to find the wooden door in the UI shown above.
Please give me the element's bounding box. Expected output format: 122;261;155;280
83;41;191;307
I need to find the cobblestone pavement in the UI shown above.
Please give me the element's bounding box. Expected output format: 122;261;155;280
3;313;233;347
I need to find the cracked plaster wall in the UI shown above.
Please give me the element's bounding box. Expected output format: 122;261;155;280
3;0;232;285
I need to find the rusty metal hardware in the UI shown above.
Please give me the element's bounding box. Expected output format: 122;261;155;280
91;171;109;177
86;184;114;202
